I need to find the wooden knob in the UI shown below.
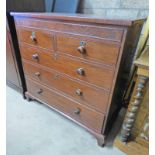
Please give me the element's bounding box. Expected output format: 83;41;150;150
76;89;83;96
34;72;40;77
30;32;37;42
30;36;37;42
76;68;85;76
77;46;86;54
37;89;43;94
32;53;39;60
74;108;81;115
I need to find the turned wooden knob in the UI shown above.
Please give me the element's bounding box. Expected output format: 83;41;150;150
76;89;83;96
32;53;39;60
76;68;85;76
74;108;81;115
30;32;37;42
34;72;40;77
37;89;43;94
77;46;86;54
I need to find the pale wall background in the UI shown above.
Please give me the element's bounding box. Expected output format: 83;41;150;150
78;0;149;18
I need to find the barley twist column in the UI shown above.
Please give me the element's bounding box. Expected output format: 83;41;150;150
120;75;148;142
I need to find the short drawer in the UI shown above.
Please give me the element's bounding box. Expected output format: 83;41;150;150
20;44;114;90
23;61;110;113
17;27;54;50
26;78;105;133
57;33;120;65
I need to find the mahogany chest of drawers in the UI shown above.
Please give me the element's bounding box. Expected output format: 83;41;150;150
11;12;144;146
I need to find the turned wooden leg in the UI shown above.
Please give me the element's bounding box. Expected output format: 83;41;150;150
120;76;148;142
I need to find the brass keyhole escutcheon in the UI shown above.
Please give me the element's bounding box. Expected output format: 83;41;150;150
53;53;59;60
53;74;60;80
80;41;86;46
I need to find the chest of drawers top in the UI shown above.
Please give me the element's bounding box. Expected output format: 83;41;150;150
11;12;143;25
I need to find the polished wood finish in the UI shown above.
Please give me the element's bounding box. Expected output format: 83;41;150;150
18;27;54;50
23;60;109;113
6;21;22;92
56;33;120;65
26;78;105;133
15;18;124;42
11;12;144;146
19;44;114;90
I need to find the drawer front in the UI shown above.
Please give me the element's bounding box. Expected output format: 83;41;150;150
26;78;105;133
57;33;120;65
17;27;54;50
20;45;114;90
23;61;109;113
15;18;124;42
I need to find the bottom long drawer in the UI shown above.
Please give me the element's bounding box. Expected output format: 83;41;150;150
26;78;105;133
